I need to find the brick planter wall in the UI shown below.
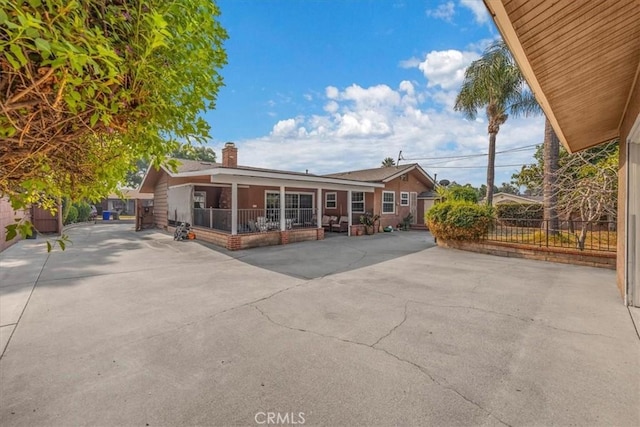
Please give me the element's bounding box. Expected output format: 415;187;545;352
189;226;323;251
437;239;616;270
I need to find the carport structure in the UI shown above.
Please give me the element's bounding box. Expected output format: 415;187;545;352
484;0;640;306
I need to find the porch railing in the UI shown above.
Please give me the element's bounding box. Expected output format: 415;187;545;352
193;208;318;234
486;218;617;252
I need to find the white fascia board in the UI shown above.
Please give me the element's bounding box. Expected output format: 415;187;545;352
382;164;436;185
209;168;384;190
210;173;379;192
168;183;249;189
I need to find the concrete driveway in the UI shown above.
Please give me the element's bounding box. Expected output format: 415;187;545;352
1;223;638;426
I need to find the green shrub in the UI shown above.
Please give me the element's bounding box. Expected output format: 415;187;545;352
426;201;494;240
64;206;78;225
448;186;479;203
495;203;542;227
74;202;92;222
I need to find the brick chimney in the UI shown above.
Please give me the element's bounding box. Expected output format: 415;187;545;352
222;142;237;168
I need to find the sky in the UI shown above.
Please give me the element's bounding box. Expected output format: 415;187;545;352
203;0;545;187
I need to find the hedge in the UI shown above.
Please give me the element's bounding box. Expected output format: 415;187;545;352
426;201;494;240
495;203;543;227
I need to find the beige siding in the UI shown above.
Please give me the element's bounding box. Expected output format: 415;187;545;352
154;173;168;229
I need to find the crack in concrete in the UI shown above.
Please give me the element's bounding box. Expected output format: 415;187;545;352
407;299;615;339
371;301;408;347
253;301;512;427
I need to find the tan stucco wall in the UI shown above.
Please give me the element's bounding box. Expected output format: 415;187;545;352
0;198;30;252
617;78;640;298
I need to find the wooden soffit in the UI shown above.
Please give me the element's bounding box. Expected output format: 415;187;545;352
485;0;640;153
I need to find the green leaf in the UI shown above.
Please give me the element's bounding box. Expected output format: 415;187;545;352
5;224;17;242
4;52;21;70
9;44;27;67
90;112;99;127
58;240;66;251
35;38;51;55
0;9;7;25
46;241;52;252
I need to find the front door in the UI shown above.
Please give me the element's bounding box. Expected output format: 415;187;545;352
410;192;418;224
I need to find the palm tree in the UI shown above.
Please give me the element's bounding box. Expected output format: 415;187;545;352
381;157;396;167
454;41;539;206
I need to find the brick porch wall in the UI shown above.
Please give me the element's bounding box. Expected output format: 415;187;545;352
188;226;323;251
437;239;616;270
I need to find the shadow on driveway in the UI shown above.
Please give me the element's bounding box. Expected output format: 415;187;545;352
204;230;436;279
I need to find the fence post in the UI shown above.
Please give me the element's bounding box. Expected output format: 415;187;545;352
545;220;549;248
209;209;213;228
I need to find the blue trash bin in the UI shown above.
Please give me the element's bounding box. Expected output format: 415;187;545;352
102;211;111;220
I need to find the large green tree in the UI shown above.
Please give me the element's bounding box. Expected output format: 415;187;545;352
1;0;227;233
454;41;538;206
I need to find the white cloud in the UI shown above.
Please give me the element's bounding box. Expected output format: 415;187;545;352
271;118;297;137
325;86;339;99
324;100;339;113
303;93;313;101
231;80;543;186
426;1;455;22
417;49;479;90
459;0;490;24
399;57;421;69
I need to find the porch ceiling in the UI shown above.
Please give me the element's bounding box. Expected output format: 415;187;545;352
485;0;640;153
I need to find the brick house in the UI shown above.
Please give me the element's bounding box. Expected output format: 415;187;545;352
324;164;437;229
139;143;435;250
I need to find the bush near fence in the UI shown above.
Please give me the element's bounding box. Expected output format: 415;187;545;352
426;201;494;241
495;203;543;227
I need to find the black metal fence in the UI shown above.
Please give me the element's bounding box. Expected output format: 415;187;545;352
486;218;617;252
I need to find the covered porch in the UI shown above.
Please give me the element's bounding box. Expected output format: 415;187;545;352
166;169;383;250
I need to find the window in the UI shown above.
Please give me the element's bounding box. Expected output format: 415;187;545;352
382;191;395;214
194;191;206;209
351;192;364;213
266;192;315;223
325;192;337;209
400;192;409;206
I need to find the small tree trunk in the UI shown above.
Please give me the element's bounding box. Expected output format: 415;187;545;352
543;118;560;235
486;131;497;206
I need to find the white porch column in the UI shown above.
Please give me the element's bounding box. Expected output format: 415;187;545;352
231;182;238;235
317;188;323;228
347;190;352;236
280;186;286;231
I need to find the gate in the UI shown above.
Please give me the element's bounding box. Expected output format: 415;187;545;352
31;206;59;234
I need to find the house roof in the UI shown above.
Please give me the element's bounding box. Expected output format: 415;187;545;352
169;159;318;178
324;163;435;185
107;188;154;200
480;192;542;204
139;158;386;193
484;0;640;153
417;190;439;199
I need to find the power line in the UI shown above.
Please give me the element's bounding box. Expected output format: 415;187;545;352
401;144;538;161
423;164;526;169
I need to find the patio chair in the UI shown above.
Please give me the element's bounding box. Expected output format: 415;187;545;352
321;215;335;231
256;216;268;232
330;216;349;233
248;219;258;233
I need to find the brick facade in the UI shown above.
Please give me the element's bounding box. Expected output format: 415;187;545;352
185;226;323;251
437;239;616;270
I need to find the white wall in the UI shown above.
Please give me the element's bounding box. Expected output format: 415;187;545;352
167;186;193;224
